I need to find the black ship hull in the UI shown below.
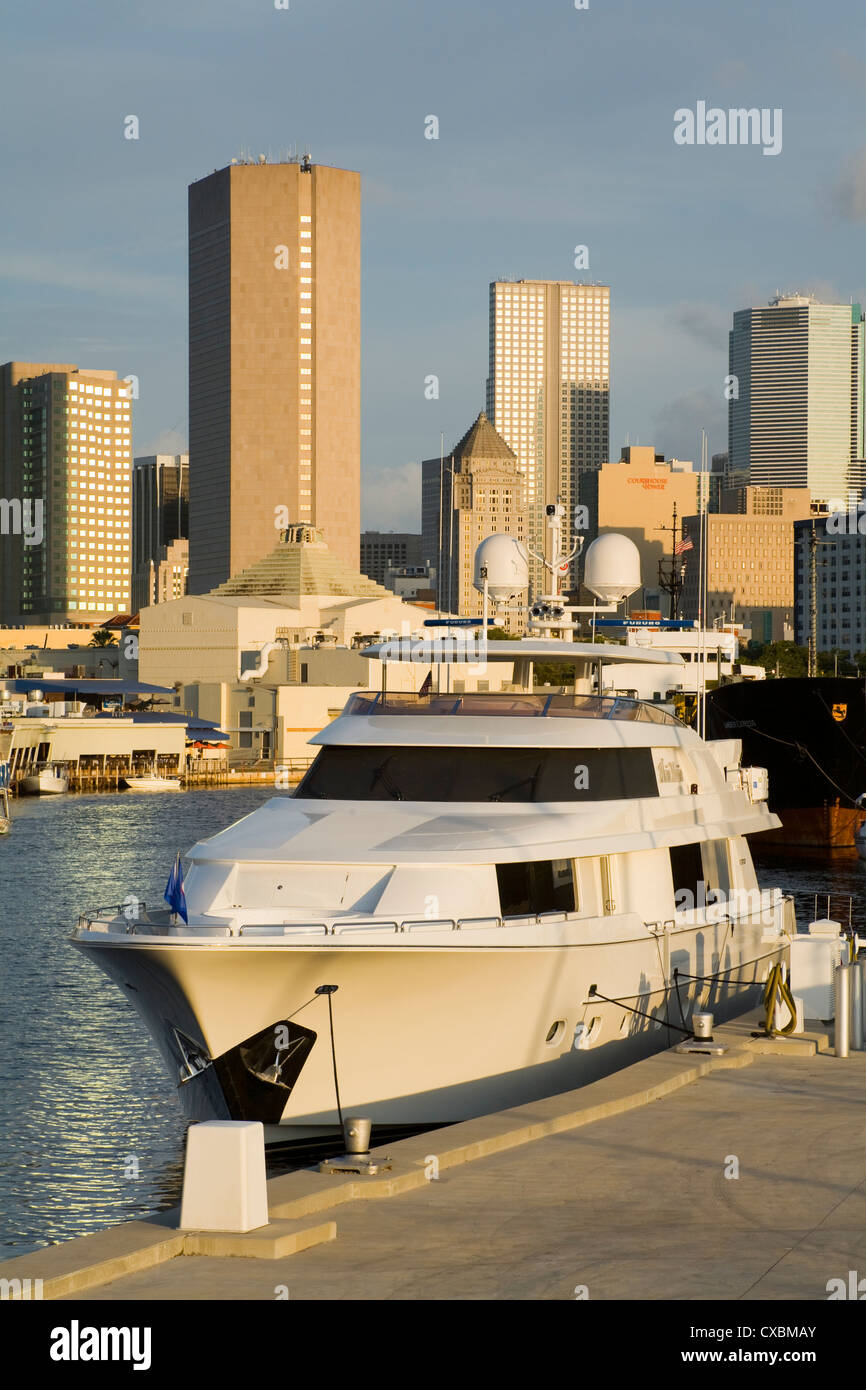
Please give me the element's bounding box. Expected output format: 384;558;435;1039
705;678;866;850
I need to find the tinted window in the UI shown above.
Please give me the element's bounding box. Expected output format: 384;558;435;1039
297;746;658;802
670;842;706;909
496;859;576;916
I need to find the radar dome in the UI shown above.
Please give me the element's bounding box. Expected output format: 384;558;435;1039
473;534;530;600
583;533;641;603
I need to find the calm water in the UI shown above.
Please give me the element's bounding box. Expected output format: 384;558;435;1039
1;792;866;1256
0;786;275;1258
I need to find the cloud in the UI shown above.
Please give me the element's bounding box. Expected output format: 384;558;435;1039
140;427;188;457
829;149;866;225
0;251;181;300
831;49;861;84
652;386;727;465
361;460;421;533
711;58;751;86
794;278;845;303
666;300;729;350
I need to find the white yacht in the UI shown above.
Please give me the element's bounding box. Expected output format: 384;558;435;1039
601;624;765;707
72;523;792;1144
21;763;69;795
121;772;182;792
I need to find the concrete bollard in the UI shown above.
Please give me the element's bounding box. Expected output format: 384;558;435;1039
835;963;851;1058
179;1121;269;1232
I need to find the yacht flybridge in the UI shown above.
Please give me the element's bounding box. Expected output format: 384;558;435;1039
71;515;793;1143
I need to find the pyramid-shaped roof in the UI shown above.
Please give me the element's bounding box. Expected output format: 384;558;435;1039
210;525;394;600
451;411;516;462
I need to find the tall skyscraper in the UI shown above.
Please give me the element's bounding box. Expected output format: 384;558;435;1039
0;361;132;623
132;454;189;609
133;454;188;571
486;279;610;585
729;295;866;507
188;156;361;591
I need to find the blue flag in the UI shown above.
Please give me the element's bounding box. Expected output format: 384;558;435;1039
164;851;188;924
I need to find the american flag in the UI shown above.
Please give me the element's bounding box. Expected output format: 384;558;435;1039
674;534;693;555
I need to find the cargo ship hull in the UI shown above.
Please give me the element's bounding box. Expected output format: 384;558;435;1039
705;678;866;850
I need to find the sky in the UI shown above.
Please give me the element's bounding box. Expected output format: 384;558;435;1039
2;0;865;532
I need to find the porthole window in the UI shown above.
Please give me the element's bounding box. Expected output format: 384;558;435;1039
545;1019;566;1046
573;1016;603;1050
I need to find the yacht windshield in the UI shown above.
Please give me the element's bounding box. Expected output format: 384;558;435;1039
296;746;659;802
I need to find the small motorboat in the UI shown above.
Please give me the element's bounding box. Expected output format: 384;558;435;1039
21;763;69;795
121;773;182;792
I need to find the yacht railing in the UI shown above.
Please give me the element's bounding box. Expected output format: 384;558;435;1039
342;691;683;726
78;901;151;925
76;893;790;938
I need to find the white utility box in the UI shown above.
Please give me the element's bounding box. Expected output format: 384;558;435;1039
179;1121;268;1232
789;924;846;1022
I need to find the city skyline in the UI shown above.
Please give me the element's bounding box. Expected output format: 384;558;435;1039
3;0;865;533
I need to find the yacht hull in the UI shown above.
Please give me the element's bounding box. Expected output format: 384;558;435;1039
21;771;68;795
73;910;786;1140
121;776;182;792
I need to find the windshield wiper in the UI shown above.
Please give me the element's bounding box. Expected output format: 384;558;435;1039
489;762;543;801
371;757;404;800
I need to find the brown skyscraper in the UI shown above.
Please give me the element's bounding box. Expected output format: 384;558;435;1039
188;158;361;591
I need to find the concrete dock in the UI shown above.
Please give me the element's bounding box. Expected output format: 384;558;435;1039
5;1010;866;1301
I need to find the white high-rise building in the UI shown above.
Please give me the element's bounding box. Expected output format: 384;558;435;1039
729;294;866;508
486;279;610;585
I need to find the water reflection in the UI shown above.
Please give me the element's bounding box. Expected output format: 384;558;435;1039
2;795;864;1253
0;787;275;1254
754;847;866;933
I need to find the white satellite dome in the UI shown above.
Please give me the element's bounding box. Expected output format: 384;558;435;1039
473;534;530;600
583;533;641;603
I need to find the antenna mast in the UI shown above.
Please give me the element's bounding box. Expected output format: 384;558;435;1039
657;503;688;621
525;500;583;639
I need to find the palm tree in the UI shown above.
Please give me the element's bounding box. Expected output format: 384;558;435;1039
89;629;118;648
